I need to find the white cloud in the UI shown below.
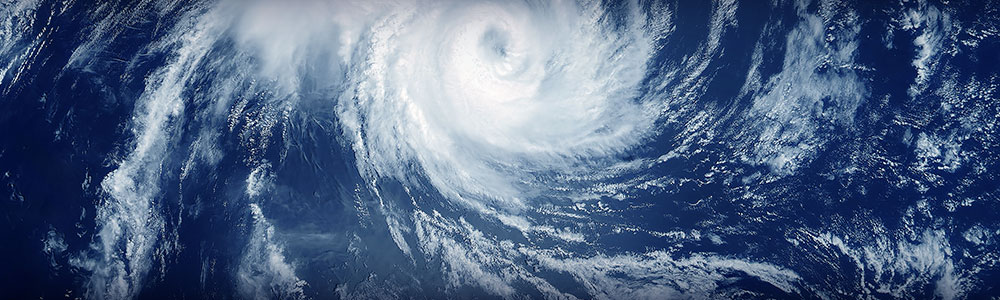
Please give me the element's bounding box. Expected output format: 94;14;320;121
796;229;968;299
739;0;866;176
73;7;225;299
236;204;308;300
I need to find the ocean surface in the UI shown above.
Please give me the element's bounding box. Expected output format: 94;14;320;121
2;0;1000;298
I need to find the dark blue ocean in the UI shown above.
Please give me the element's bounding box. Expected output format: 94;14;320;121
2;0;1000;298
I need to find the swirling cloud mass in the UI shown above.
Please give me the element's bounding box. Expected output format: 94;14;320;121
336;0;667;211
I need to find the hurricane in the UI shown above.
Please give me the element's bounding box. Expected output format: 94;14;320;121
3;0;1000;299
335;0;669;212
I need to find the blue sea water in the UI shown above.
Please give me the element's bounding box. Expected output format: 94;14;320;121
2;0;1000;299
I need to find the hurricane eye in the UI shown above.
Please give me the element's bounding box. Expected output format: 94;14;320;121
480;27;510;59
